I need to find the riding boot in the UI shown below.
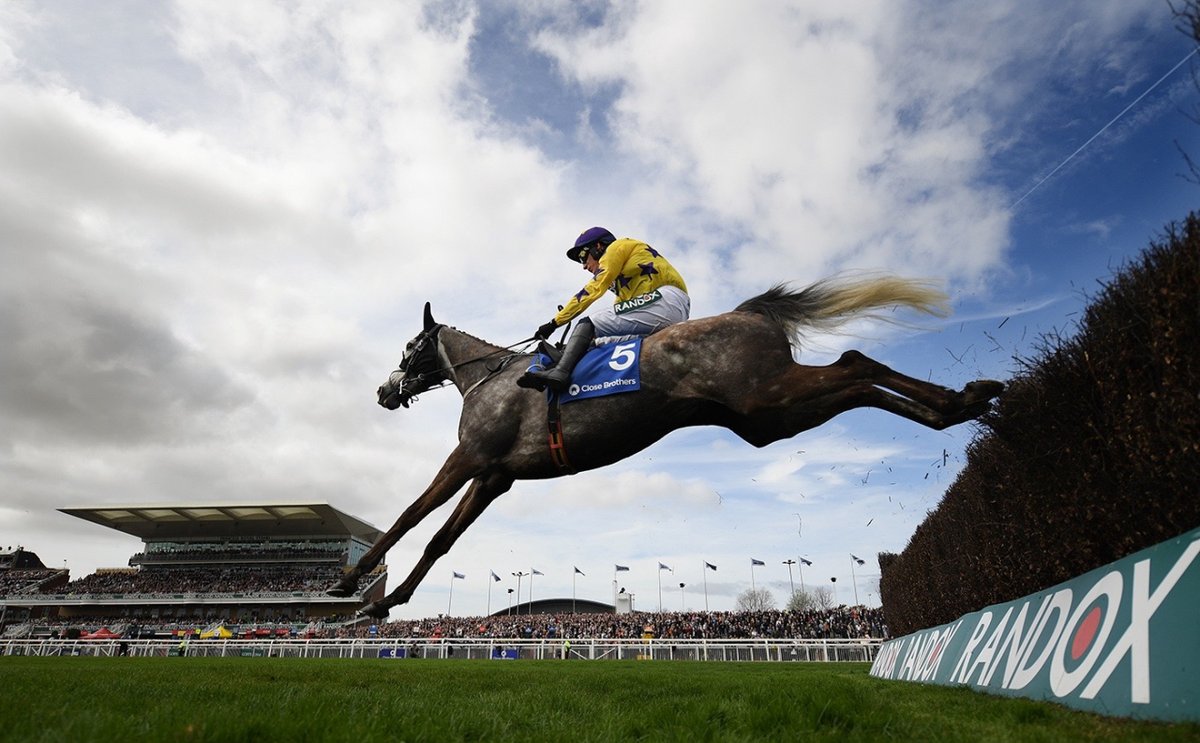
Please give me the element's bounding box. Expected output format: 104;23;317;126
518;319;595;392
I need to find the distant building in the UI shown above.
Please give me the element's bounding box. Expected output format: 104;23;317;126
0;547;49;571
494;598;615;616
1;547;71;627
5;503;385;628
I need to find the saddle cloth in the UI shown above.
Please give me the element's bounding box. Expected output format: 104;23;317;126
531;338;643;403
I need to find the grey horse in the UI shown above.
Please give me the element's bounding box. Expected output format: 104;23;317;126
329;276;1003;617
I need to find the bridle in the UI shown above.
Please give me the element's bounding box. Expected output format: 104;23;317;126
378;325;539;410
386;323;449;408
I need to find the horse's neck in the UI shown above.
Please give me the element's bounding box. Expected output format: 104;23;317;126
438;327;510;395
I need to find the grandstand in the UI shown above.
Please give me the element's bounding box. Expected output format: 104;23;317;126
0;547;70;630
1;504;384;637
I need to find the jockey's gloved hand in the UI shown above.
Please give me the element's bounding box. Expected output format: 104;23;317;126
534;320;558;340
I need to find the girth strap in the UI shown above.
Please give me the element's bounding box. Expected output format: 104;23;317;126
546;394;575;474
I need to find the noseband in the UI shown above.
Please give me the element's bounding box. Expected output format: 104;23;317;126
380;324;449;409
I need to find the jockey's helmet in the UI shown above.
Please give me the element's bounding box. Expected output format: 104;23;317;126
566;226;615;263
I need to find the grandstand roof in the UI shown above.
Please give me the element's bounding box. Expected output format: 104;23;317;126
493;598;616;616
58;503;383;542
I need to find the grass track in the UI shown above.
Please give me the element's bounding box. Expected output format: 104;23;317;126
2;657;1196;742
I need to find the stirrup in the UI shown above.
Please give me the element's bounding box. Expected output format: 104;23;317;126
517;371;549;391
520;366;570;392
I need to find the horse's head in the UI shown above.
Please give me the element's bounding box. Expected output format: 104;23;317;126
378;302;448;410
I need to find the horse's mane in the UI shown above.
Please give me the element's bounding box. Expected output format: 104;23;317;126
734;275;949;342
443;325;511;355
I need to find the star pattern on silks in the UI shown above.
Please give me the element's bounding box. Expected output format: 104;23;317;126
616;274;632;290
573;287;589;303
646;246;662;258
638;262;659;277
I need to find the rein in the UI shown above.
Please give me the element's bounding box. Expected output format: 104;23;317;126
404;334;538;402
447;336;538;374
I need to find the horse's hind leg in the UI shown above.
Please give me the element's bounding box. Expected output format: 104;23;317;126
734;381;983;446
360;471;514;618
814;383;993;431
327;444;481;597
727;351;1002;445
831;351;1003;414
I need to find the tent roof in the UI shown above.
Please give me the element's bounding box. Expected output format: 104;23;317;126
59;503;382;542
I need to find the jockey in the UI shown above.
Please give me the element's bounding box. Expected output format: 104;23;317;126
518;227;690;392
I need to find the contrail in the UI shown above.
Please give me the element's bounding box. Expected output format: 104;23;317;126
1011;47;1199;211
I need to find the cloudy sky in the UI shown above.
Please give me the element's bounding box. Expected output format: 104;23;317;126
2;1;1197;620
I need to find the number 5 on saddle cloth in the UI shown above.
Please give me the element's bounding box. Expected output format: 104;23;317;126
527;338;643;403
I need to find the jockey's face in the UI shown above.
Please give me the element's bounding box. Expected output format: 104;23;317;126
583;252;600;274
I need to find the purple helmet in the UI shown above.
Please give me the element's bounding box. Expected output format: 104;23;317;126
566;227;615;263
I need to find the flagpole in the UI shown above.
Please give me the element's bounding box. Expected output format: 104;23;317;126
612;564;631;610
657;563;673;611
750;560;757;593
530;569;535;614
512;571;527;614
799;558;806;593
487;574;493;616
447;573;455;616
850;556;860;605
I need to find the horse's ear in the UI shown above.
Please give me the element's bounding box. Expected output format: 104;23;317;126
423;302;435;330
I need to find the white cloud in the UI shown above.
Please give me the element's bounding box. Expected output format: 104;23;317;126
530;0;1167;302
532;3;1000;288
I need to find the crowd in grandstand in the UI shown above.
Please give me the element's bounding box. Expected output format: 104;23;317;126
329;606;887;641
4;607;888;641
57;565;346;596
130;540;347;565
0;569;66;595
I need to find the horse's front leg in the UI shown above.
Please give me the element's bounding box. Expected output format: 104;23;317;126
327;444;481;597
359;471;514;618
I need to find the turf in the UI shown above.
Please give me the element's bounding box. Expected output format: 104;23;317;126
1;657;1196;742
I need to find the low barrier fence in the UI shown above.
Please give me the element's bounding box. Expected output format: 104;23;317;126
1;636;882;662
870;527;1199;723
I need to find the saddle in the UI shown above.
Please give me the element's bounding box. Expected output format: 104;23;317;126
537;340;563;364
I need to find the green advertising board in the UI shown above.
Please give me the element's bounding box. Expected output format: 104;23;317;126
870;526;1199;722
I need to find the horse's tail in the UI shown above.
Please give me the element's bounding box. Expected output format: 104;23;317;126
734;275;949;342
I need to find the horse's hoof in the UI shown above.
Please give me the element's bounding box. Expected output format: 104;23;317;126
358;601;389;619
944;398;996;427
963;380;1004;405
326;581;358;598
